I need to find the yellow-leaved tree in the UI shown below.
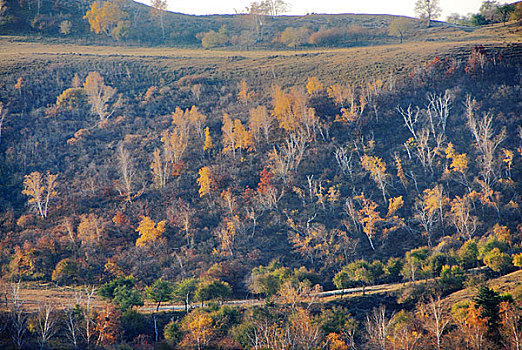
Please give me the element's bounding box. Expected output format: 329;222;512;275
414;184;449;246
271;85;318;139
135;216;166;247
445;142;469;174
248;105;273;143
221;114;236;157
222;115;254;158
22;171;58;219
151;127;188;189
214;216;238;257
203;127;214;151
180;312;215;349
345;193;385;251
237;79;254;104
84;0;129;40
78;214;105;246
83;72;118;121
360;155;389;203
306;76;323;96
197;166;212;197
327;83;354;108
449;193;478;241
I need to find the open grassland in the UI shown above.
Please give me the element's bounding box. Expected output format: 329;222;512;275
0;282;106;311
1;22;521;91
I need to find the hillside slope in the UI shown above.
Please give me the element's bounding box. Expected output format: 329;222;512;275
0;6;521;349
2;0;520;48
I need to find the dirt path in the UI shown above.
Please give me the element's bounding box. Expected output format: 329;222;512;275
3;270;520;313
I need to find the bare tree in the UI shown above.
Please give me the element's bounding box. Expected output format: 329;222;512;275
9;282;28;349
244;2;266;41
83;286;96;348
0;102;6;145
268;133;307;185
414;200;437;247
334;145;354;177
365;305;392;350
415;127;443;174
501;300;522;350
465;95;506;186
168;199;197;248
264;0;291;17
116;143;137;202
415;0;442;27
397;105;420;141
63;306;81;349
417;295;450;350
246;205;262;237
427;91;451;135
35;303;58;350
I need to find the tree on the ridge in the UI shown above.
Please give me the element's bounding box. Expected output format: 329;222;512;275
388;18;412;43
415;0;442;27
150;0;168;41
84;0;129;40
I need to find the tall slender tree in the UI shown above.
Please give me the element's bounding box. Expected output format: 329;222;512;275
150;0;168;41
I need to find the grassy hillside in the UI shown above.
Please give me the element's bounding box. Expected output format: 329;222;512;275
2;0;520;49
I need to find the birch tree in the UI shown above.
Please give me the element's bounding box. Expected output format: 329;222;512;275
0;102;6;145
150;0;168;41
22;171;58;219
116;144;137;202
83;72;118;121
35;303;58;350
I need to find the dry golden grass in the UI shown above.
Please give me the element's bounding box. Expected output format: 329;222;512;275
0;23;520;89
442;269;522;311
0;282;105;311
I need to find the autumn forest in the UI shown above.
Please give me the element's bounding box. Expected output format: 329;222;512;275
0;0;522;349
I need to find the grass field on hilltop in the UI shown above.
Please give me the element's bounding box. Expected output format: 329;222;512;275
1;22;521;92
